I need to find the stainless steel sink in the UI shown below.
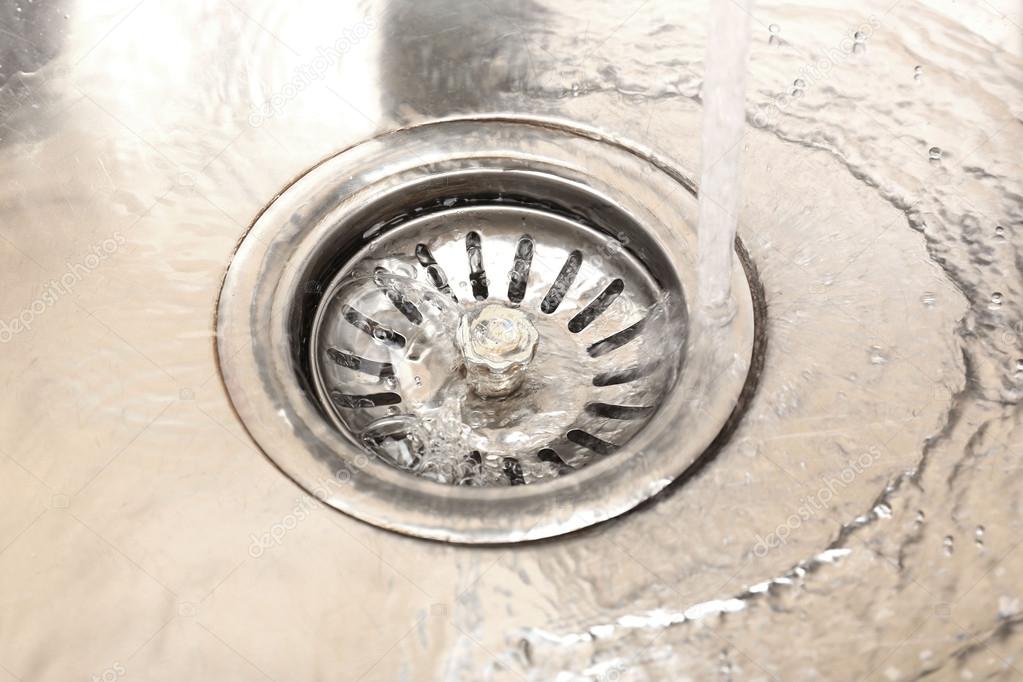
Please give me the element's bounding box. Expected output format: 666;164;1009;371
1;1;1021;680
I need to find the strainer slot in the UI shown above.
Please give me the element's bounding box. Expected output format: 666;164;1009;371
415;243;458;301
592;362;658;387
375;267;423;324
566;429;616;455
325;348;395;378
540;249;583;314
584;403;656;420
341;305;407;348
507;234;534;303
568;278;625;332
466;231;489;300
329;391;402;409
587;318;645;357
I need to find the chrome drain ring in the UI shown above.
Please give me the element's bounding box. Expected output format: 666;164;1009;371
216;118;758;543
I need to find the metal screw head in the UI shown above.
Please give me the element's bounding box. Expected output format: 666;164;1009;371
456;304;539;398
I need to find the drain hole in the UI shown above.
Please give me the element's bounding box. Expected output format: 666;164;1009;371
568;278;625;333
592;362;657;386
326;348;395;378
587;317;645;357
507;234;534;303
329;391;402;409
456;451;484;486
585;402;655;420
375;268;423;324
538;448;573;474
502;457;525;485
567;429;617;455
415;244;458;301
466;231;489;300
540;249;583;314
342;305;407;348
362;420;421;468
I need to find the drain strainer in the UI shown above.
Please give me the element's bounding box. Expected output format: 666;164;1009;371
217;118;758;542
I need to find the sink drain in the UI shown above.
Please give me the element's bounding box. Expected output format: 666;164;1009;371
216;118;759;542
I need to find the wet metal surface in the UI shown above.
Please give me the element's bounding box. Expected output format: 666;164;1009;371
1;0;1021;680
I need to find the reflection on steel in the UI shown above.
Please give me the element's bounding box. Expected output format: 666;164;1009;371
0;0;1018;679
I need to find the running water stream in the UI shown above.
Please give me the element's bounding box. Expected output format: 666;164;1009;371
697;0;753;315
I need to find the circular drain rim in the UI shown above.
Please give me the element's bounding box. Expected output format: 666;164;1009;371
216;117;758;543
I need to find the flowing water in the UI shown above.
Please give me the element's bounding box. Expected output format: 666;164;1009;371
1;0;1021;680
698;0;753;314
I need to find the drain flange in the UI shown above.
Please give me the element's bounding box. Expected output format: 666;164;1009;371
216;118;758;542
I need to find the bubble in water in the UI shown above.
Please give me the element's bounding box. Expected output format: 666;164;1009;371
768;23;781;46
928;146;942;161
392;263;417;279
1015;359;1023;375
769;23;780;34
943;535;954;556
975;525;985;547
414;375;423;386
989;292;1003;309
793;78;806;88
854;30;866;41
994;225;1006;240
913;65;923;81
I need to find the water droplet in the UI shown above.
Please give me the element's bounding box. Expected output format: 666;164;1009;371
994;225;1006;240
868;345;889;365
915;510;926;523
928;146;942;161
913;65;922;81
943;535;954;556
989;292;1003;309
414;376;423;386
854;30;866;41
921;292;936;307
975;525;985;547
793;78;806;88
769;24;780;34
